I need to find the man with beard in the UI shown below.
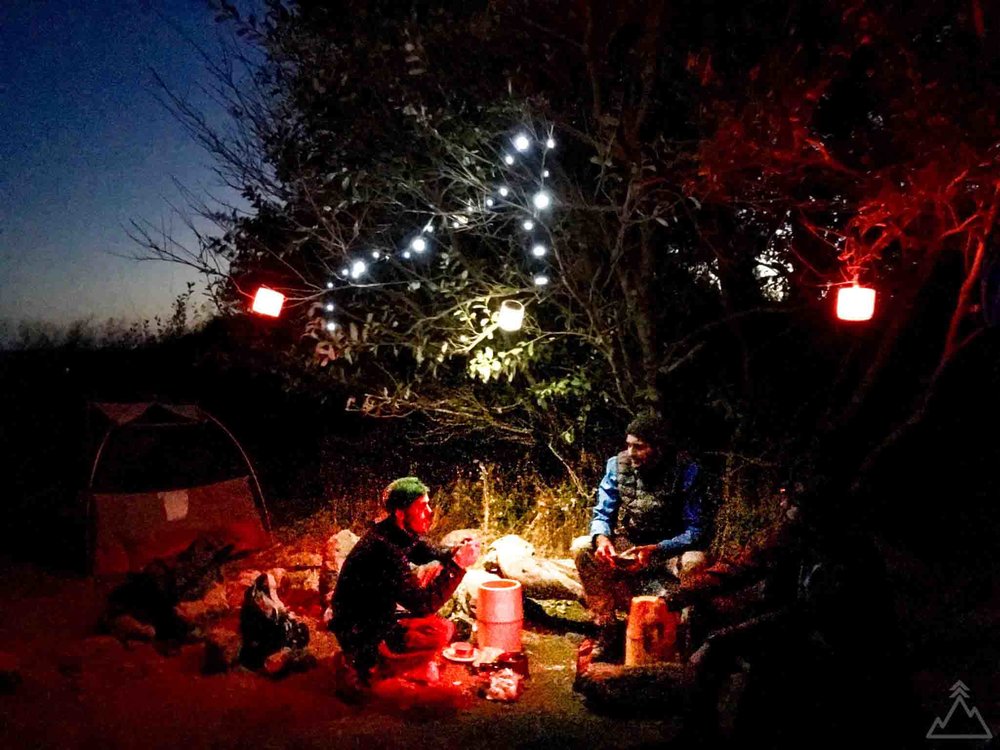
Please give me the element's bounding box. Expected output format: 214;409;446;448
331;477;478;683
574;414;710;658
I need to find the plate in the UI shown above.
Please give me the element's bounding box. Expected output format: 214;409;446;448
442;646;477;663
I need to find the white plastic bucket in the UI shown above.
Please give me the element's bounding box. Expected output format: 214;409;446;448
476;578;523;652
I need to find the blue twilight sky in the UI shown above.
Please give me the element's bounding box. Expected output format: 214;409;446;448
0;0;236;332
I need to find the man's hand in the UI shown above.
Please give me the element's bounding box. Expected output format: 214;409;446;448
593;534;616;565
412;561;443;588
452;537;480;569
617;544;657;571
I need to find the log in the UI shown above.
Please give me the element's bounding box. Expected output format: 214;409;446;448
485;535;584;601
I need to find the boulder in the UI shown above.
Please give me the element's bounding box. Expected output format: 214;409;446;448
278;568;322;613
485;534;584;601
320;529;360;617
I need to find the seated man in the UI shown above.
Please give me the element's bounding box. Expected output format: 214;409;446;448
330;477;478;683
574;414;710;656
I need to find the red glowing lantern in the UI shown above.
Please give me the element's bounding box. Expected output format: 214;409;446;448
251;287;285;317
836;284;876;321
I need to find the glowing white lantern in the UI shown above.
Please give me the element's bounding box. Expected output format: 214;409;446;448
513;134;531;152
350;260;367;278
498;186;510;197
533;274;549;286
522;220;535;231
325;303;334;312
326;321;337;331
498;300;525;332
532;191;552;210
251;287;284;317
411;236;427;253
503;154;515;165
531;244;547;257
836;285;876;321
545;137;555;149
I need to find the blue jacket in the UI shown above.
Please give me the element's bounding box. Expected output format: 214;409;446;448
588;453;708;555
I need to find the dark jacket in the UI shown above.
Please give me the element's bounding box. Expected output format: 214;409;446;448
330;517;464;671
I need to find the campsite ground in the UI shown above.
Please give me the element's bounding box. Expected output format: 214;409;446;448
1;552;998;749
0;558;680;750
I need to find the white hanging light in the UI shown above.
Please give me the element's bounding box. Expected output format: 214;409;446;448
498;186;510;197
402;250;412;259
326;321;337;331
522;220;535;231
513;133;531;152
350;260;367;278
326;281;335;289
498;300;525;332
545;137;556;149
503;154;515;165
325;303;334;312
485;197;495;207
532;191;552;210
542;169;550;178
533;274;550;286
531;244;547;258
411;236;427;253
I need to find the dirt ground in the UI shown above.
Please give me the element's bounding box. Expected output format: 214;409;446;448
0;559;681;750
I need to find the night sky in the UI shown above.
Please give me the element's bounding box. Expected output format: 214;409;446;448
0;0;231;333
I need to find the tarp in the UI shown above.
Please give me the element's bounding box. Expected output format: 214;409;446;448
92;402;205;425
93;476;270;574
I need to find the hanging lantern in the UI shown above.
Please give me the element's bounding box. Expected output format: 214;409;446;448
251;286;284;317
498;300;525;332
836;284;876;321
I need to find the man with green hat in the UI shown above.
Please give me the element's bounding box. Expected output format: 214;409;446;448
331;477;479;682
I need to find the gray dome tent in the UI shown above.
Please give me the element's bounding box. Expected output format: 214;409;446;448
86;402;272;574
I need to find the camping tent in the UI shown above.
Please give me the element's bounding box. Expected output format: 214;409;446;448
85;402;272;574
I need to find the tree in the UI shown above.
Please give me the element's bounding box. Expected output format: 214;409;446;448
135;0;1000;516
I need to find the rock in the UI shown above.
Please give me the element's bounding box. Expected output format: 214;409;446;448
323;529;360;574
278;568;321;612
202;626;242;674
0;651;21;694
107;614;157;643
321;529;360;612
485;534;584;601
439;529;482;549
175;582;230;627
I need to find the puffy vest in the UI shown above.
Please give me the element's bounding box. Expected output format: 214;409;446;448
616;450;697;545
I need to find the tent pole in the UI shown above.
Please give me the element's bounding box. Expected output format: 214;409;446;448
202;410;273;534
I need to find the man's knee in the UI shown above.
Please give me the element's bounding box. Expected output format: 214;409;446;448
680;550;710;577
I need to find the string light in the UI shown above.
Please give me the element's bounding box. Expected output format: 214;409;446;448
310;122;560;349
532;191;552;210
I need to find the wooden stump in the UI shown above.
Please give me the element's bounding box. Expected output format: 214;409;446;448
625;595;680;666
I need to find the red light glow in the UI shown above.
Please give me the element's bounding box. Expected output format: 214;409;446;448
836;285;875;321
251;287;284;317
